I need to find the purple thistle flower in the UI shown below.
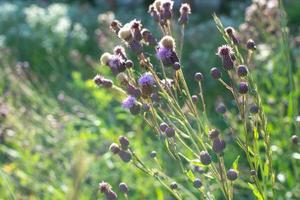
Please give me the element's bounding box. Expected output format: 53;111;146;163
122;96;136;109
217;45;234;57
156;45;175;66
108;55;125;75
138;72;155;86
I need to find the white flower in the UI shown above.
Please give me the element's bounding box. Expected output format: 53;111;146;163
24;5;47;27
52;17;71;35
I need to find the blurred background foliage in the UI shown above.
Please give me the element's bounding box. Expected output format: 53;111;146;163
0;0;299;199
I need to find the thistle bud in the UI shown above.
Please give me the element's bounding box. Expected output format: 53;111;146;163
291;135;298;145
217;45;234;70
250;104;259;114
250;170;257;176
247;39;256;50
118;150;132;163
109;143;120;154
160;122;168;132
119;182;128;193
238;82;249;94
225;26;239;45
110;20;122;34
216;103;226;114
173;62;181;70
178;3;191;25
199;151;212;165
129;104;141;115
193;178;202;188
192;95;198;103
148;5;160;22
125;60;134;68
212;137;226;154
170;182;178;190
227;169;238;181
150;150;157;158
105;190;118;200
165;127;175;138
237;65;248;77
210;67;221;79
209;129;219;139
194;72;203;82
142;103;150;112
119;136;129;150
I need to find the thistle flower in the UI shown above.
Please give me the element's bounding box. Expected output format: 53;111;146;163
128;39;143;54
160;0;174;20
217;45;234;70
130;19;143;41
119;182;128;193
125;60;134;68
179;3;191;25
122;96;136;109
107;54;126;75
141;29;157;46
148;5;160;22
127;84;141;98
138;72;155;86
227;169;238;181
157;36;179;66
99;181;111;193
113;45;127;60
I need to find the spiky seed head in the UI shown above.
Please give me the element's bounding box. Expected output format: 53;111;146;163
100;52;112;65
159;35;176;49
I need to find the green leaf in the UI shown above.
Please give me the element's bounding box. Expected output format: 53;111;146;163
248;183;264;200
232;155;240;171
186;170;195;181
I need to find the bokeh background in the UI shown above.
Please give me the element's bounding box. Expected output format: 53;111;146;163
0;0;300;199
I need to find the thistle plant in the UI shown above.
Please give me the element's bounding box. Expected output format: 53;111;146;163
93;0;287;199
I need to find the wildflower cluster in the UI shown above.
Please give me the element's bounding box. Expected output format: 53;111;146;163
94;1;280;199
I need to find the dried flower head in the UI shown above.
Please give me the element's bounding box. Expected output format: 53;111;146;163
113;45;127;59
100;52;112;65
159;35;176;49
118;24;133;42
